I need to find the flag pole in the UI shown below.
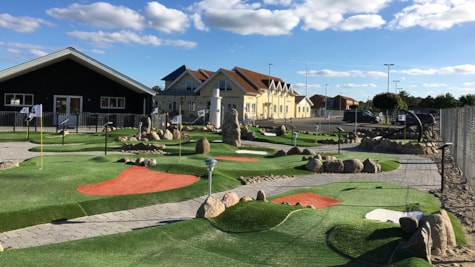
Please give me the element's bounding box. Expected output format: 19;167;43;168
39;105;43;170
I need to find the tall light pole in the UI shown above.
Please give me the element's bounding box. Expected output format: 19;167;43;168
393;80;400;93
384;64;394;93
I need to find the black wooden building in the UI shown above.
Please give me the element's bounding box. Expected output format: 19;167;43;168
0;47;155;127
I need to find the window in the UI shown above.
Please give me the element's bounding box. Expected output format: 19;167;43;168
5;93;34;106
227;103;236;111
169;102;177;111
100;96;125;109
251;103;256;113
213;80;232;91
184;80;194;91
279;105;283;113
188;101;196;111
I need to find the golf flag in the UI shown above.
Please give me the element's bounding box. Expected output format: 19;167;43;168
29;104;42;118
20;107;29;114
171;114;182;125
197;109;206;117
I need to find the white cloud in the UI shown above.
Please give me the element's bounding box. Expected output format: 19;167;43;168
295;0;389;31
145;2;190;33
463;82;475;86
399;64;475;75
47;2;146;30
341;83;377;88
388;0;475;30
30;49;48;57
422;83;447;88
0;13;52;33
400;68;439;75
367;71;387;78
205;8;299;35
67;30;197;49
304;69;351;77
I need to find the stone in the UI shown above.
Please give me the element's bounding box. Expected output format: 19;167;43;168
0;161;20;170
240;196;254;202
144;158;157;167
172;129;181;140
403;221;432;263
324;160;344;173
400;216;419;234
221;108;241;147
162;129;173;140
305;158;324;173
135;157;145;166
275;125;286;136
273;150;287;157
343;159;364;173
150;131;160;141
420;212;448;256
287;146;302;155
221;192;240;208
195;137;211;154
313;154;323;161
196;195;226;218
363;158;381;173
256;190;266;201
439;210;456;247
302;148;316;156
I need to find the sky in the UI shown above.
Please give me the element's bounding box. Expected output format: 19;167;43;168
1;0;475;102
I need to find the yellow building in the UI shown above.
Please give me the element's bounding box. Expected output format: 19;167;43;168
158;65;312;124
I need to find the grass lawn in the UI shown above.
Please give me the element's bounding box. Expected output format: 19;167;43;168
0;181;441;266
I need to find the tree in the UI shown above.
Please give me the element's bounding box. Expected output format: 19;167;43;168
432;93;459;109
373;93;407;123
373;93;407;111
459;94;475;107
398;90;419;108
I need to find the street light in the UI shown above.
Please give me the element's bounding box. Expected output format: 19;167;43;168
393;80;400;93
438;142;453;193
336;127;344;154
204;157;217;197
384;64;394;93
103;122;113;155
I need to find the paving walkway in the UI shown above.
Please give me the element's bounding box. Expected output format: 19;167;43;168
0;141;441;249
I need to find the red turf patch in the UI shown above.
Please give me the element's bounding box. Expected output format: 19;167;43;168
271;192;341;209
76;166;200;196
214;156;260;162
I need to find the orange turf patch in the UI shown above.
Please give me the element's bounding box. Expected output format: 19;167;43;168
76;166;200;196
214;156;260;162
271;192;341;209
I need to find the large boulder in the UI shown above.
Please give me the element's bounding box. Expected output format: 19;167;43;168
275;125;286;136
195;137;211;154
221;108;241;147
162;129;173;140
256;190;266;201
363;158;381;173
403;221;432;263
343;159;364;173
287;146;302;155
324;160;344;173
306;158;324;173
420;210;457;256
221;192;240;208
196;195;226;218
400;216;419;234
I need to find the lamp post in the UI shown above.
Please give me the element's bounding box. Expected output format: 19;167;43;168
204;157;217;197
438;142;453;193
384;64;394;93
336;127;344;154
393;80;400;93
103;122;113;155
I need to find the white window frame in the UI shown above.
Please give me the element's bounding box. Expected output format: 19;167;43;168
100;96;126;109
4;93;34;106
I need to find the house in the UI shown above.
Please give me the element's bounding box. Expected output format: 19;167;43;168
333;95;359;110
0;47;155;127
294;96;313;118
158;65;307;123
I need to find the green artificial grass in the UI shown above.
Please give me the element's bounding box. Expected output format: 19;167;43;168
0;181;447;266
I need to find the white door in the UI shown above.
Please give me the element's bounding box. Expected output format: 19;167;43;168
54;95;82;126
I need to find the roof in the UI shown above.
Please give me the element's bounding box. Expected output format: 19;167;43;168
0;47;155;96
295;95;314;106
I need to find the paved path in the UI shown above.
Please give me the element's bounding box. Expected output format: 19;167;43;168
0;141;441;249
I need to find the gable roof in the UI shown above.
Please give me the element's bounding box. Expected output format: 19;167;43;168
0;47;155;96
295;95;314;106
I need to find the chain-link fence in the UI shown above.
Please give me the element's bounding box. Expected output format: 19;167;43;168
439;106;475;188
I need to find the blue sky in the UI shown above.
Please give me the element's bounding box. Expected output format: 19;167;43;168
1;0;474;102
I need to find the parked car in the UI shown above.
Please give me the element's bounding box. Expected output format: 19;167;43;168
342;110;379;123
393;113;436;129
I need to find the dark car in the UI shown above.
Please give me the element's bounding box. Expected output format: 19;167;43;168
343;110;379;123
394;113;436;129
